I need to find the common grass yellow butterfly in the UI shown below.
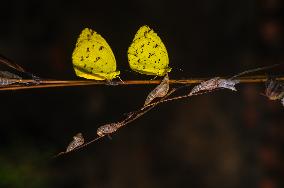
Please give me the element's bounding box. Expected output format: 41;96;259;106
127;25;171;76
72;28;120;80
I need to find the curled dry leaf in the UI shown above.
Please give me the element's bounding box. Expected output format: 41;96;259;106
264;78;284;100
144;73;169;106
189;77;239;95
0;71;23;86
189;77;220;95
66;133;84;152
97;122;124;137
217;79;240;91
0;71;22;79
0;78;18;86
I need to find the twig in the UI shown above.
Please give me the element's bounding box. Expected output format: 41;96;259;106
52;75;284;157
53;88;178;158
141;65;284;109
1;75;284;91
230;64;280;79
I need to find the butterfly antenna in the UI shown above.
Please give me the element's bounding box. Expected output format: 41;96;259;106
150;76;158;80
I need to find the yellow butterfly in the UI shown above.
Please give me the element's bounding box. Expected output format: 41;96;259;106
127;25;171;76
72;28;120;80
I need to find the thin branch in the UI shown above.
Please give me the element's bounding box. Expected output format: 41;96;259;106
229;63;280;79
53;75;284;158
1;75;284;91
53;88;178;158
142;89;221;110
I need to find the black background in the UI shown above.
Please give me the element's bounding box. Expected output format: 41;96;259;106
0;0;283;188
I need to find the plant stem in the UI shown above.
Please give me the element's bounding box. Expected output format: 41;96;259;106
0;75;283;91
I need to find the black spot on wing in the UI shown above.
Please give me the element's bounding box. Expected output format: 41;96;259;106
94;57;101;63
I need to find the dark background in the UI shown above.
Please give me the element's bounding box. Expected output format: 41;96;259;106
0;0;283;188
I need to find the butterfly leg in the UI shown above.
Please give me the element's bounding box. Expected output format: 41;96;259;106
150;76;158;80
117;76;125;84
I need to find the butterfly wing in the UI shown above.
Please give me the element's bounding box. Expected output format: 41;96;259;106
72;28;120;80
128;25;171;76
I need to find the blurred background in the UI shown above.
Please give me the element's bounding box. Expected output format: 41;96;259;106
0;0;283;188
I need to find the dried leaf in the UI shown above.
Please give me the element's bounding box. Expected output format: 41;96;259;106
189;77;239;95
0;78;17;86
66;133;84;152
189;77;220;95
97;122;123;137
0;71;22;79
217;79;240;91
264;78;284;100
0;71;22;86
144;73;169;106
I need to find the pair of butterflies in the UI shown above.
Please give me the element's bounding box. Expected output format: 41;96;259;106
72;25;171;80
